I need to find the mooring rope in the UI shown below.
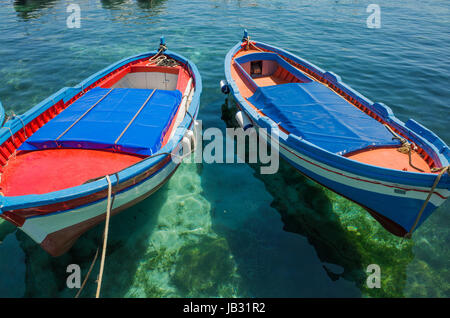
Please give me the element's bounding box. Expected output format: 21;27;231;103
405;165;449;238
244;36;264;52
146;48;164;64
75;129;196;297
74;247;99;298
384;124;424;172
95;175;113;298
148;55;180;67
146;44;179;68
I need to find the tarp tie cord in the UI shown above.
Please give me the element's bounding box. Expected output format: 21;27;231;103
384;124;424;172
405;165;449;238
185;109;195;124
3;113;25;161
7;127;16;145
56;88;114;142
9;113;28;139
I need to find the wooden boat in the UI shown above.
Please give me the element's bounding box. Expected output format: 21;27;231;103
0;38;202;256
223;31;449;237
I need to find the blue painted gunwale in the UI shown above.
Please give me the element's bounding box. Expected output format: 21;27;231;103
224;40;450;191
0;101;5;127
0;49;202;213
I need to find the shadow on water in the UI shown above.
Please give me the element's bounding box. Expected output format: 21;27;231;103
100;0;128;9
13;0;57;20
136;0;166;10
220;96;414;297
15;181;170;298
101;0;166;11
0;219;16;242
100;0;167;21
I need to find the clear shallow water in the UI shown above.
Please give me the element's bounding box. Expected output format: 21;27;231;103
0;0;449;297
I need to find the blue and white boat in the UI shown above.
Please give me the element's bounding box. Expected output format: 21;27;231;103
223;31;449;237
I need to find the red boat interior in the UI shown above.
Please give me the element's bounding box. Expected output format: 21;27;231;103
231;46;434;173
0;56;193;196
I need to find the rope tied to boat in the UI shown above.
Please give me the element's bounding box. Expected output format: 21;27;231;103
147;54;180;67
74;124;196;297
5;112;28;139
74;247;99;298
95;174;114;298
74;144;195;298
75;173;119;298
405;165;449;238
146;42;179;67
383;124;424;172
243;35;264;52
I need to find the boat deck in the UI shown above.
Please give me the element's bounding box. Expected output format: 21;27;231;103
253;75;290;87
347;148;431;172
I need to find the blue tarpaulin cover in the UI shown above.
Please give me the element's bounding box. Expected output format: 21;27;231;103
248;83;400;155
19;87;182;156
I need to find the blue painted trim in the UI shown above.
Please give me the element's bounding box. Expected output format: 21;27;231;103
0;101;5;127
0;48;202;213
233;61;258;91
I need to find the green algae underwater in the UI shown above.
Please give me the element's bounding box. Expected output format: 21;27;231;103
0;0;449;298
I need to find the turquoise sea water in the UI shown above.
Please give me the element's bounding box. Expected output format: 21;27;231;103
0;0;449;297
